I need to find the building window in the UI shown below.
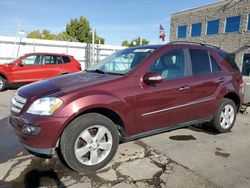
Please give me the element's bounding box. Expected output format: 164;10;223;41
177;25;187;38
248;14;250;31
225;16;241;33
191;23;202;37
207;19;220;35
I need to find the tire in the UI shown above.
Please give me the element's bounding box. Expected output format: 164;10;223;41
0;76;7;91
60;113;119;172
211;98;237;133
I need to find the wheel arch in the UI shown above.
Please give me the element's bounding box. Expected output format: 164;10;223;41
0;72;8;82
223;92;241;111
56;107;126;148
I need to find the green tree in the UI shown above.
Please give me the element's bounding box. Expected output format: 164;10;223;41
41;29;57;40
121;40;130;47
27;29;57;40
27;16;105;44
27;30;42;39
121;37;149;47
57;31;76;42
66;16;104;44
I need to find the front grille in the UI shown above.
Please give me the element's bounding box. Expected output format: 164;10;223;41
10;93;27;113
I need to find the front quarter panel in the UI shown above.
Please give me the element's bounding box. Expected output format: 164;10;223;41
53;77;137;136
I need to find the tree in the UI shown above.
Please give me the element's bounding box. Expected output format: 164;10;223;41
27;16;105;44
41;29;57;40
27;29;57;40
121;37;149;47
121;40;130;47
66;16;104;44
57;32;76;42
27;30;42;39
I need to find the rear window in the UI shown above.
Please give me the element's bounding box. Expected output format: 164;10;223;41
218;52;240;71
62;56;71;63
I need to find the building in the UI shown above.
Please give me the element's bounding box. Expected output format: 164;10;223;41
170;0;250;79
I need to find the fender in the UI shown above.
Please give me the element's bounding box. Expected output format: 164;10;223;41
0;71;9;82
54;93;135;136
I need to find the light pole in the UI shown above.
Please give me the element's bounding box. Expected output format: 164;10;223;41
91;28;95;67
16;29;25;57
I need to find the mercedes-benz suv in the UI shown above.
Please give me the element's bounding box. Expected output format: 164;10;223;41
9;42;243;172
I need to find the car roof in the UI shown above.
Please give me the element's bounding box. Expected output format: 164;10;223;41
23;52;72;57
128;45;163;50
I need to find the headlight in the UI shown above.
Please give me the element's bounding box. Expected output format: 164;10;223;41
27;97;63;116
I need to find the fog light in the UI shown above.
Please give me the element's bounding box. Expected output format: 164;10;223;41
22;125;40;135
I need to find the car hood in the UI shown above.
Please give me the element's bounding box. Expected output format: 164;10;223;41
18;72;121;99
0;63;13;70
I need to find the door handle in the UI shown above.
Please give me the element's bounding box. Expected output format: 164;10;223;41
179;85;190;91
218;77;225;83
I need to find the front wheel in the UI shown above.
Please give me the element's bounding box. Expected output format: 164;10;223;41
0;76;7;91
211;98;237;133
60;113;119;172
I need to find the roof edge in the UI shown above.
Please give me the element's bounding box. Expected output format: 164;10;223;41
172;0;227;16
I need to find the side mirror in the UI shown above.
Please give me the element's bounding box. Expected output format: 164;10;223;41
143;72;163;84
17;61;24;66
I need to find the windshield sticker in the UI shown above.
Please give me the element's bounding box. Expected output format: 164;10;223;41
133;49;155;53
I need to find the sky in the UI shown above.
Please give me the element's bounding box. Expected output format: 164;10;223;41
0;0;220;45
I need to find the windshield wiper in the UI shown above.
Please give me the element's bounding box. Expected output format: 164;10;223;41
86;69;107;74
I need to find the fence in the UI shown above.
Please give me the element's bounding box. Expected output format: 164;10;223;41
0;36;125;69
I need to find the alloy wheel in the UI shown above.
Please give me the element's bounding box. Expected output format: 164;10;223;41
220;104;235;129
74;125;113;166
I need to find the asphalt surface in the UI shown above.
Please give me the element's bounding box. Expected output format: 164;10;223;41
0;89;249;187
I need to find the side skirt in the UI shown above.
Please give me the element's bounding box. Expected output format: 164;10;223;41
122;116;213;142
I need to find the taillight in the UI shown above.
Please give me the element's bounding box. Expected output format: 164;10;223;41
240;77;244;93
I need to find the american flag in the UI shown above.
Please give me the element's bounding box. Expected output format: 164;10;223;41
159;24;165;41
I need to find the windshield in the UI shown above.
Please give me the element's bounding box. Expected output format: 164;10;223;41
6;57;20;64
88;48;155;75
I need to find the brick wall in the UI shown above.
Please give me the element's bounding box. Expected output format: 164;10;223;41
170;0;250;73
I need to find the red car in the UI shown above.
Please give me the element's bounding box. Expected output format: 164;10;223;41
9;42;243;172
0;52;81;91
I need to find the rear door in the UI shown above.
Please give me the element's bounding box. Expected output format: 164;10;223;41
185;48;226;121
12;55;43;82
39;55;62;79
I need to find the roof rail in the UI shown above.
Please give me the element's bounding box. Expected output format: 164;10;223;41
168;41;221;49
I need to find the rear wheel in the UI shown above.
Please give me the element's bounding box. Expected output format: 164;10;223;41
211;98;237;133
0;76;7;91
60;113;119;172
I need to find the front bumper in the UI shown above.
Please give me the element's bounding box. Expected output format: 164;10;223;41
24;144;55;156
9;113;68;155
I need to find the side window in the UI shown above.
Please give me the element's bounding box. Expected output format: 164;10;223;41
56;56;63;64
150;49;185;80
62;56;71;63
218;52;240;71
210;55;221;73
190;49;211;75
44;55;57;65
22;55;41;65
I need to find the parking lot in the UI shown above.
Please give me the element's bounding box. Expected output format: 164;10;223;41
0;89;250;188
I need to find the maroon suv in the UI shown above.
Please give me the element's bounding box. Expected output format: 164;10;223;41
9;42;243;172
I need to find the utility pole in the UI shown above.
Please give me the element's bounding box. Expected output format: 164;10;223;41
16;29;25;57
139;36;142;46
91;28;95;66
12;22;20;58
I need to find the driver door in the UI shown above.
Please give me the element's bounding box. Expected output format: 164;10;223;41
134;48;191;134
12;55;43;82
